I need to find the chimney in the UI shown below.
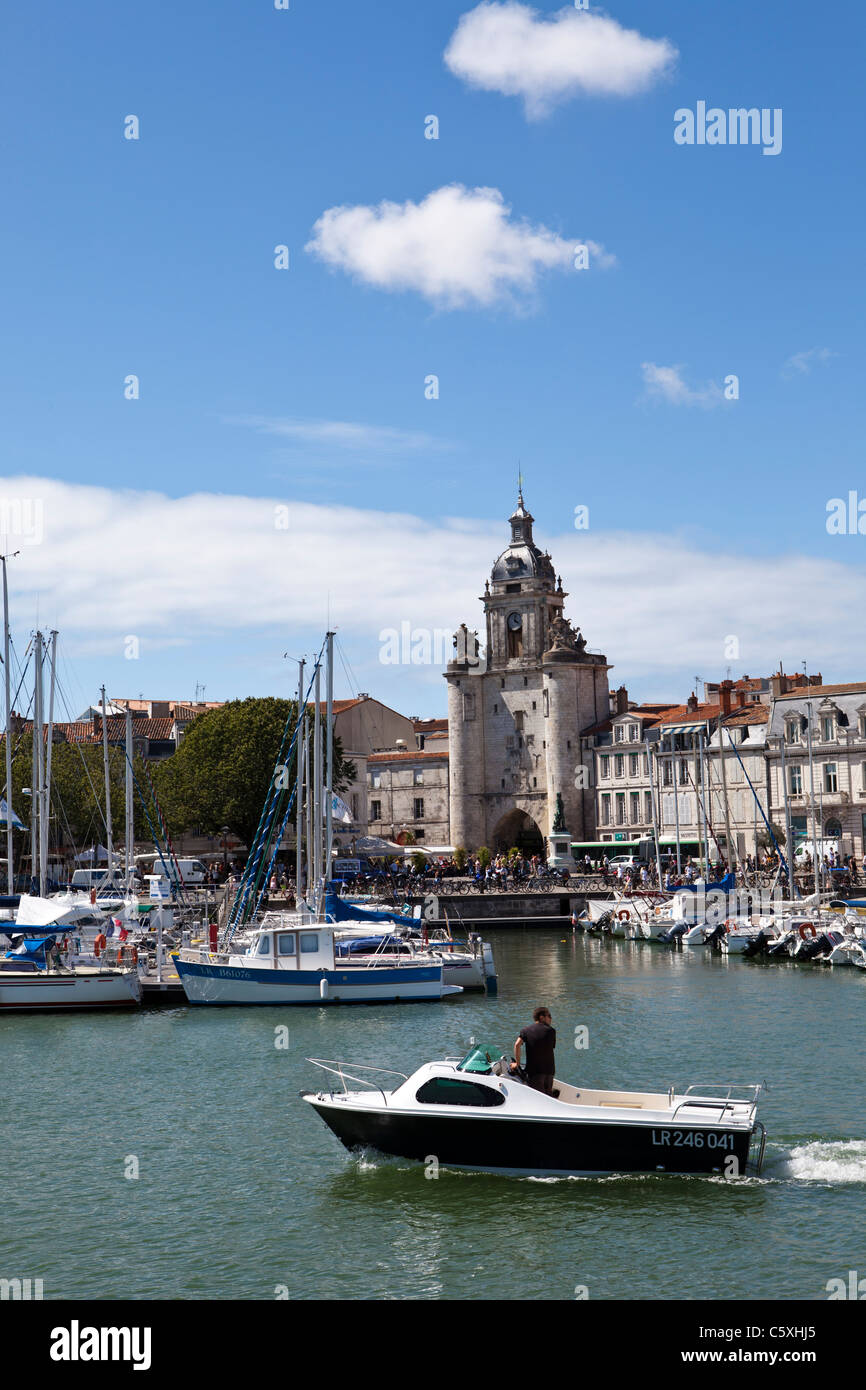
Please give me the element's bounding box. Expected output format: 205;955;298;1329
770;674;786;697
616;685;629;715
735;689;747;708
686;692;698;713
719;679;733;715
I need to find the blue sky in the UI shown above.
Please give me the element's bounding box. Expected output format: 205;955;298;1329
1;1;863;716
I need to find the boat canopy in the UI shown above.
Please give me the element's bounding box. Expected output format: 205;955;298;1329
324;892;419;929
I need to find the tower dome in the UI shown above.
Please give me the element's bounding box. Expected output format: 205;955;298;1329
491;487;555;589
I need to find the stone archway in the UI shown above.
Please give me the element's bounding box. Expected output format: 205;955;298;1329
492;808;545;856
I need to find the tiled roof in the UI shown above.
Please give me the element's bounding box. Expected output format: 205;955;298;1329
721;706;770;726
774;682;866;700
654;703;722;726
368;750;449;764
414;718;448;733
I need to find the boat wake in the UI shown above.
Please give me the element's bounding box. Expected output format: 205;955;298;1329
767;1139;866;1184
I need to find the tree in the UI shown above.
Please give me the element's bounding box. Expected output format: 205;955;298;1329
477;846;491;869
153;698;356;850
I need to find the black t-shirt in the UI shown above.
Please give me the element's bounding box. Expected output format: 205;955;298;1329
519;1021;556;1074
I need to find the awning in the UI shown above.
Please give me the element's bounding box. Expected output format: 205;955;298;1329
662;721;707;734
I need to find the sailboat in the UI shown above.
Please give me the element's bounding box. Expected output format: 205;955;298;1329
173;634;462;1006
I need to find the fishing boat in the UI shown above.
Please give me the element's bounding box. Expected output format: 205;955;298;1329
0;934;141;1010
173;913;461;1005
303;1044;767;1177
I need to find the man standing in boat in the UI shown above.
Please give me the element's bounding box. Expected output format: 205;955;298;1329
510;1007;557;1095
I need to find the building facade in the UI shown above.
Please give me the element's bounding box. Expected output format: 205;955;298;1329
445;490;612;854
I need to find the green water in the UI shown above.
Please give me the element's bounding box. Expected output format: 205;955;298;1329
2;929;865;1300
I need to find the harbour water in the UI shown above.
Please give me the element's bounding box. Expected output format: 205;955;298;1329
3;928;864;1301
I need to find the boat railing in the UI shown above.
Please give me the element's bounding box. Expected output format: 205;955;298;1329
671;1082;766;1123
307;1058;410;1104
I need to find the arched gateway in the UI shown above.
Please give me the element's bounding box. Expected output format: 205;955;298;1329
492;809;545;856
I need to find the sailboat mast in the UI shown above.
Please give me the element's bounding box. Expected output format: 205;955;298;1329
41;630;57;892
2;554;15;895
671;730;682;874
125;705;134;887
312;666;322;904
325;631;335;885
101;685;114;886
33;632;44;894
295;659;305;904
644;737;663;887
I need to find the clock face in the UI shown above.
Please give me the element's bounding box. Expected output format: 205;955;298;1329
507;611;522;631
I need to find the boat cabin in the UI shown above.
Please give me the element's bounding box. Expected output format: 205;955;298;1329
231;917;336;972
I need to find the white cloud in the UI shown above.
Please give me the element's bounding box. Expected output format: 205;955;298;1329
226;416;444;453
444;2;677;119
782;347;836;379
306;183;613;310
640;363;723;409
0;478;863;703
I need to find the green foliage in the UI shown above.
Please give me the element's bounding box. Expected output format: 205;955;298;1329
411;851;426;872
453;846;467;871
153;698;356;850
477;845;491;869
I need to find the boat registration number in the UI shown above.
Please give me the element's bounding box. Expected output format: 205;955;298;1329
651;1130;735;1149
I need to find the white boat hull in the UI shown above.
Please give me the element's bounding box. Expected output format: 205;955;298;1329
0;968;141;1010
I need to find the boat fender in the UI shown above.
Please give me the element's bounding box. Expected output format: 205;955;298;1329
131;946;138;966
319;977;329;1000
799;922;817;940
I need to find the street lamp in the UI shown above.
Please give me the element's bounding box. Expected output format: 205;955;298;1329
221;825;230;875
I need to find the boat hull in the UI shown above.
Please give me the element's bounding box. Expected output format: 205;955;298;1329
174;957;457;1005
0;970;141;1011
305;1099;754;1176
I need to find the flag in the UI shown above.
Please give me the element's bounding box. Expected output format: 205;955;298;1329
325;793;353;825
0;798;25;830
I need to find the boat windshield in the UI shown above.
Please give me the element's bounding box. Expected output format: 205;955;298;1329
457;1044;504;1074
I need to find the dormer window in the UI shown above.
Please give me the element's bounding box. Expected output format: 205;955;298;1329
615;726;624;743
785;719;801;745
821;715;836;742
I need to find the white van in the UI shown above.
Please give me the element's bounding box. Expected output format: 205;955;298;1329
71;868;113;891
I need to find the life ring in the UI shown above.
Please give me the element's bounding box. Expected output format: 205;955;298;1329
724;921;735;933
617;910;631;922
798;922;817;940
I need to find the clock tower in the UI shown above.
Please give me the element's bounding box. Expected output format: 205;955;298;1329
445;489;612;855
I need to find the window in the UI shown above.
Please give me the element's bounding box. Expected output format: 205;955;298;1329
514;711;524;732
629;754;639;776
645;791;653;823
463;693;476;720
643;754;649;775
371;771;381;789
786;720;801;745
630;792;640;823
414;797;425;820
615;793;626;825
629;725;638;741
299;933;319;954
821;716;835;742
679;760;689;786
601;794;611;826
860;715;866;740
789;765;803;795
413;769;424;785
415;1077;505;1107
370;800;381;822
824;764;838;794
351;794;358;820
614;755;624;777
278;933;296;956
543;690;549;717
662;761;673;787
257;935;272;956
825;818;842;839
532;701;537;710
615;726;624;743
493;703;498;714
600;756;609;779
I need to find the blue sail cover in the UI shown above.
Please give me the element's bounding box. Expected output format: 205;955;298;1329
676;872;736;895
323;891;419;930
4;934;56;962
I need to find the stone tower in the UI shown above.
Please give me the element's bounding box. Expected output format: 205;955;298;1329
445;489;611;854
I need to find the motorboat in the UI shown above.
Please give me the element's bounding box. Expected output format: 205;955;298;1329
0;934;141;1011
173;913;463;1005
333;926;496;993
303;1045;767;1177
